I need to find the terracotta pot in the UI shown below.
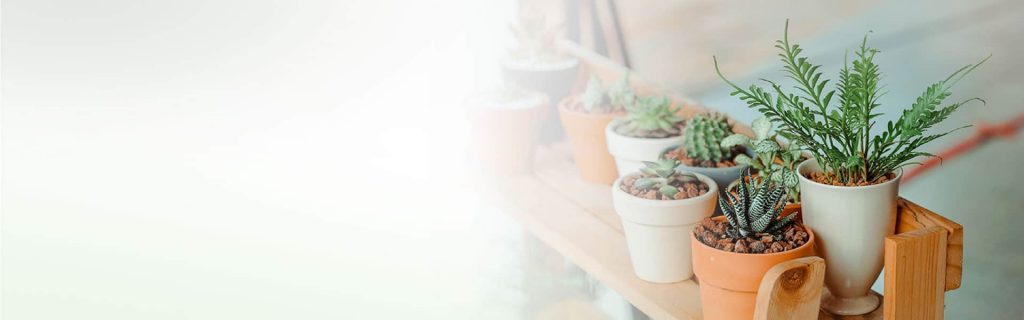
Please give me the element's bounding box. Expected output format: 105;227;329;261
797;159;901;316
605;123;685;178
469;92;549;176
612;172;718;283
558;97;622;185
502;58;580;144
692;208;816;320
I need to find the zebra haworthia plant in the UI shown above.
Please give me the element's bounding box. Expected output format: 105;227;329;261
634;159;701;199
720;169;795;239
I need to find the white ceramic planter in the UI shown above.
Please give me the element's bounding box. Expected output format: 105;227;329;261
605;122;685;178
611;173;718;283
797;159;901;315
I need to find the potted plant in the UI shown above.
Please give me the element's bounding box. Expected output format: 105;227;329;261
714;21;987;315
720;116;805;207
606;96;686;177
662;112;749;194
503;10;579;143
468;84;550;176
612;159;717;283
691;170;816;319
558;74;633;184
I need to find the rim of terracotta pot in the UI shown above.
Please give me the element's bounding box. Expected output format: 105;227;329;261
612;171;718;207
557;96;625;118
796;158;903;191
691;215;816;259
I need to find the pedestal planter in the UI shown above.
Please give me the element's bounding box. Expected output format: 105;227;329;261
502;58;580;143
611;173;717;283
692;211;816;320
606;124;685;179
469;92;549;176
797;159;901;316
558;97;622;185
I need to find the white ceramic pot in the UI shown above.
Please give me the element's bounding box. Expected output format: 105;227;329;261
611;173;718;283
605;122;685;178
797;159;901;315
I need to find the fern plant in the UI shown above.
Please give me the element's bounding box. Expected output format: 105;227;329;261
617;96;684;138
720;169;794;238
714;21;988;185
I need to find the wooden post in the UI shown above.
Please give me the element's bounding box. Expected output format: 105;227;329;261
883;226;948;319
754;256;826;320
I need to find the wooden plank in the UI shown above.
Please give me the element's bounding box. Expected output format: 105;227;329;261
754;257;826;320
896;198;963;291
491;174;703;320
532;144;622;233
883;226;948;320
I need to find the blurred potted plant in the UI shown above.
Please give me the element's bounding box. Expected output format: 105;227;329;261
691;170;815;319
558;74;633;184
503;9;579;143
663;112;748;194
714;21;987;315
468;84;549;176
612;159;717;283
606;96;685;177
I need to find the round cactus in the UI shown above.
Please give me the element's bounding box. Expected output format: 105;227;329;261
682;113;735;163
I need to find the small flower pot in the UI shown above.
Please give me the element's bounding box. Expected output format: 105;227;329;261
611;172;718;283
468;92;549;176
691;210;816;320
502;58;580;144
605;123;685;179
558;97;623;185
797;159;901;316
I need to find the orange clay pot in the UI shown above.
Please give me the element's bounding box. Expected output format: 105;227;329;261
558;97;623;185
691;206;816;320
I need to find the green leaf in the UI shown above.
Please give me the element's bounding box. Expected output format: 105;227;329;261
721;133;750;148
752;117;772;140
659;185;679;198
734;153;754;166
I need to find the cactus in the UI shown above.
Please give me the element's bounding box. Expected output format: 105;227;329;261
617;96;683;138
721;117;803;202
633;159;701;199
720;169;794;238
682;113;736;163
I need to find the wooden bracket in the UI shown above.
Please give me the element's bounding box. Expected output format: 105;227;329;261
755;256;826;320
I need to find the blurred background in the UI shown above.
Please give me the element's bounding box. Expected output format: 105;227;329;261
3;0;1022;319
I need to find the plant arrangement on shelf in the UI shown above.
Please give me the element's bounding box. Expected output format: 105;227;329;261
691;170;816;319
713;20;987;315
605;95;687;178
611;159;717;283
721;116;805;203
558;73;635;185
467;84;549;176
663;112;749;195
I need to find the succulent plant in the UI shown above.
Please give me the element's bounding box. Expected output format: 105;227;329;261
617;96;683;138
721;117;804;202
508;10;565;64
580;73;633;113
682;113;736;163
720;169;795;238
634;159;701;199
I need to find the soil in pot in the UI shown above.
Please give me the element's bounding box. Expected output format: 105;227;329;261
619;173;710;200
558;97;623;185
806;171;896;187
691;212;816;320
693;217;809;254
